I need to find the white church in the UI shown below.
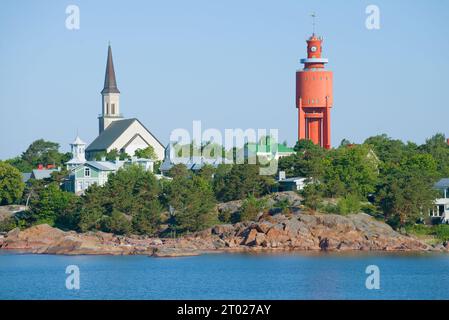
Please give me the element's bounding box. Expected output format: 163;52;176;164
84;45;165;161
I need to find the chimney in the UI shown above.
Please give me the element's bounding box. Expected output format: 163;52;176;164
447;138;449;146
101;156;106;161
115;156;120;163
279;171;286;181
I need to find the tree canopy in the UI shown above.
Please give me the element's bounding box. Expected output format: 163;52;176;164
0;161;25;205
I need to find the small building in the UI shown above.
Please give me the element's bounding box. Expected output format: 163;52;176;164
159;144;233;175
28;165;60;181
244;137;295;161
277;171;307;192
431;178;449;224
64;135;155;194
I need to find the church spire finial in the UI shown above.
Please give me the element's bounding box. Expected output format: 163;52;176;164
101;44;120;94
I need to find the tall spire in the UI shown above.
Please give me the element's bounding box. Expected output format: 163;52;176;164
101;44;120;94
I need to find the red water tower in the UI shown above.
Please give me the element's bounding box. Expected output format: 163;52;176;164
296;33;333;149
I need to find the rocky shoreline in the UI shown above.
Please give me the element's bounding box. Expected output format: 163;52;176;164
0;211;444;257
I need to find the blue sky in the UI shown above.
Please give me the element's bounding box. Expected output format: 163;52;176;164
1;0;449;159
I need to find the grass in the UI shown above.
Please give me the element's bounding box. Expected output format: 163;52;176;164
406;223;449;244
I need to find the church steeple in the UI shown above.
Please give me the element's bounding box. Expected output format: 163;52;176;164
101;44;120;94
99;44;123;134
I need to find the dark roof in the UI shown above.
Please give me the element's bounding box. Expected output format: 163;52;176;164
435;178;449;189
101;45;120;94
86;118;136;151
22;172;31;183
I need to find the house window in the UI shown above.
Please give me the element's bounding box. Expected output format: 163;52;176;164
84;167;90;177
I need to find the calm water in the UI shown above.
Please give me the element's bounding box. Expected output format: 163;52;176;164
1;251;448;300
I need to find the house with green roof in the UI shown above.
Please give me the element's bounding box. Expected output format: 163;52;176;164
244;136;295;161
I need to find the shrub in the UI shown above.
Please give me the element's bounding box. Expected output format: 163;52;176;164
239;196;267;222
0;217;17;232
275;198;292;215
131;200;162;236
336;194;361;215
405;224;433;237
218;209;233;223
101;210;132;235
320;203;339;214
360;202;378;215
433;224;449;242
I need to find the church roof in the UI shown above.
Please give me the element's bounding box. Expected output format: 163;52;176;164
86;118;137;152
101;45;120;94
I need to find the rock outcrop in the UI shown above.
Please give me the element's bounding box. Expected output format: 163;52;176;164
0;212;436;256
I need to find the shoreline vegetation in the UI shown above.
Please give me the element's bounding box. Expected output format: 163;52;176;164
2;134;449;256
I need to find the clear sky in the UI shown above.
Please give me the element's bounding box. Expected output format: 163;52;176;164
1;0;449;159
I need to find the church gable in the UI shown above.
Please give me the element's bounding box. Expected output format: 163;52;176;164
106;119;165;160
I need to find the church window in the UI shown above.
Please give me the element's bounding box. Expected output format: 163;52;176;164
111;104;116;114
106;103;110;114
84;167;90;177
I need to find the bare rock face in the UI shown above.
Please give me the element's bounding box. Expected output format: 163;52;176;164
1;224;154;255
201;212;432;252
0;212;433;256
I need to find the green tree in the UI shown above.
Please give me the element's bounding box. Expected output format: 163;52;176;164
419;133;449;177
101;210;132;235
322;144;378;198
376;154;439;228
78;165;162;235
95;149;129;161
302;183;323;211
132;200;162;235
21;139;70;167
213;164;275;202
78;184;106;232
167;163;190;179
29;183;75;226
336;194;361;215
364;134;415;165
134;146;157;159
6;139;70;172
239;195;267;222
167;175;217;233
197;164;216;181
0;162;25;205
279;139;326;179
